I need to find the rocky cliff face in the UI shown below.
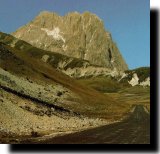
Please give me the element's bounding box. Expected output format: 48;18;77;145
12;11;128;72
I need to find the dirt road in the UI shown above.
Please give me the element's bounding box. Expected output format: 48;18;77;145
38;105;150;144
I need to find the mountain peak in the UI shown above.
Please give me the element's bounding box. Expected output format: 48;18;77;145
82;11;101;19
38;10;59;16
36;11;102;22
12;11;128;71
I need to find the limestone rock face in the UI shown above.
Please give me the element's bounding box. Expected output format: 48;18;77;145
12;11;128;71
119;67;150;87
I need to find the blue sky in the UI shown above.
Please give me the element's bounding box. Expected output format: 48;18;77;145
0;0;150;69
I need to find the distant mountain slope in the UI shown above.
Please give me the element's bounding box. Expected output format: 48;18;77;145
76;67;150;94
12;11;128;71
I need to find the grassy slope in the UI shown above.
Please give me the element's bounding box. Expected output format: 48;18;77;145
109;86;150;112
77;76;128;93
1;42;128;120
77;76;150;115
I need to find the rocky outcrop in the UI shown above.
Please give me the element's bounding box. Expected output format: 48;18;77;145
119;67;150;87
12;11;128;72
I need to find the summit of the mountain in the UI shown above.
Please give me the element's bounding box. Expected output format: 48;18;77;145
12;11;128;72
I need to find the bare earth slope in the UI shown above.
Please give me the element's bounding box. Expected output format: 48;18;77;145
33;105;150;144
0;40;131;143
6;105;150;144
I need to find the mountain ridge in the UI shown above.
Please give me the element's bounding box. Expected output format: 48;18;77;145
12;11;128;72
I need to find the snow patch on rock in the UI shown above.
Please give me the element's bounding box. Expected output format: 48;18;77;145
111;59;115;63
62;45;67;51
109;68;118;77
41;27;65;43
118;73;128;81
140;77;150;86
128;73;139;86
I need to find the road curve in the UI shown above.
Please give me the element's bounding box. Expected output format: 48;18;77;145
36;105;150;144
